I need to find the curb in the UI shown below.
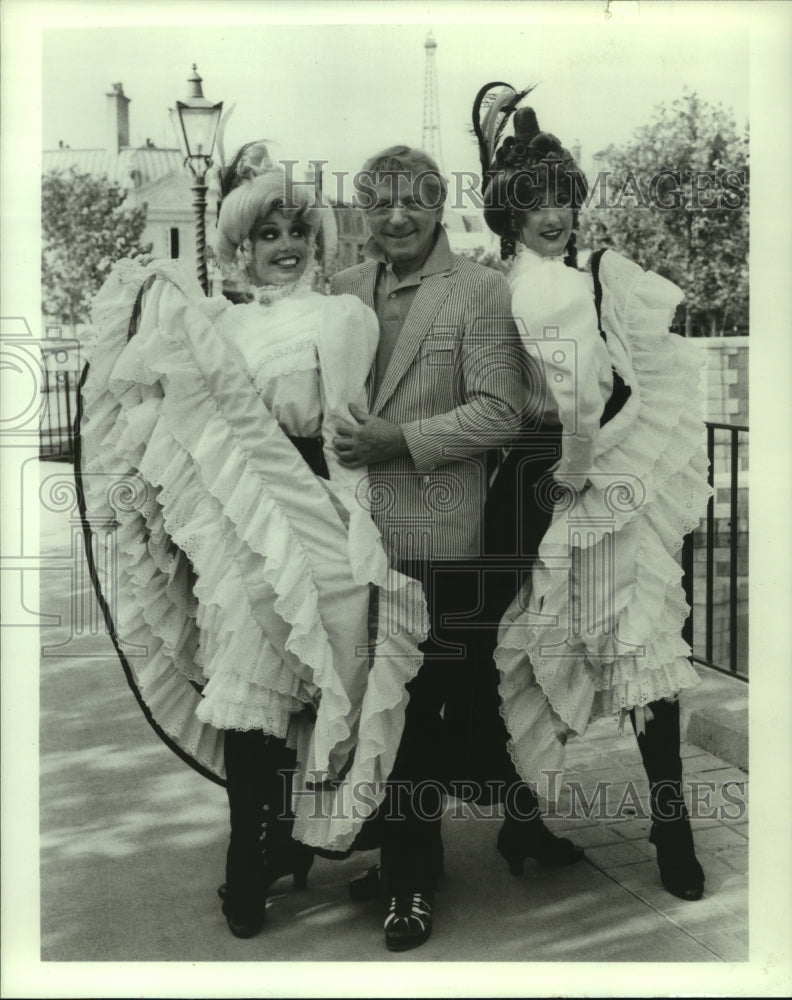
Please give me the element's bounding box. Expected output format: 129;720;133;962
681;663;748;772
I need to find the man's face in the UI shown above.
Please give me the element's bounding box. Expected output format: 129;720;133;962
366;175;443;271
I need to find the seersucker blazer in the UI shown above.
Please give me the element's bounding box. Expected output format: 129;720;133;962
331;252;524;562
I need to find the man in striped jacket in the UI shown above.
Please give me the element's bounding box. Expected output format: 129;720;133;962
331;145;581;952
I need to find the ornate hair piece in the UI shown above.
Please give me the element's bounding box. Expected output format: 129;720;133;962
214;102;237;173
471;82;536;184
472;81;588;254
218;140;274;202
473;83;580;185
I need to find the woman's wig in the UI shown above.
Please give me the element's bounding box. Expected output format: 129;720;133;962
214;166;322;272
472;83;588;257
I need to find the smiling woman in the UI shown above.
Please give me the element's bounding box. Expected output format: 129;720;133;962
518;205;574;259
213;166;322;298
473;82;712;904
76;142;429;941
249;212;311;286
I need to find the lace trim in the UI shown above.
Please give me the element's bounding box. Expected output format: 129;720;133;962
81;258;428;850
252;268;317;305
494;250;710;791
251;339;318;383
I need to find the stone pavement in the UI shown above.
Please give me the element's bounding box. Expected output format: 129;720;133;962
32;461;751;973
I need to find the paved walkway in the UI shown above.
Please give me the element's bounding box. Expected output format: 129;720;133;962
23;462;764;991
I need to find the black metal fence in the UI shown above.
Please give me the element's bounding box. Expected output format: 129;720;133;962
39;361;748;679
682;422;749;680
40;349;82;462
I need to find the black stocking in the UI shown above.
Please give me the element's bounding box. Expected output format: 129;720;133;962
628;698;687;824
628;698;704;897
222;729;291;920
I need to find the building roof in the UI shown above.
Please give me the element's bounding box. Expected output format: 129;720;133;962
42;146;186;189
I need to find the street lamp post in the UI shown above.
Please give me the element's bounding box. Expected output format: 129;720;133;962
169;65;223;295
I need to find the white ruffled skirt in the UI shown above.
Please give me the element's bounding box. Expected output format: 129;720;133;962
495;251;712;789
79;260;428;852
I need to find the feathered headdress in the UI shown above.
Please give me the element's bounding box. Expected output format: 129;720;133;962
471;81;535;182
472;81;588;254
218;139;274;202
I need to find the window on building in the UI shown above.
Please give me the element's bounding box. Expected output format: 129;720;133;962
169;227;180;259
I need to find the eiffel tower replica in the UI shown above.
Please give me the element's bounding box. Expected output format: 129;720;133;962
421;31;444;173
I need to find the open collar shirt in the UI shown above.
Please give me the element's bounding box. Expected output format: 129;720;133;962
363;225;456;396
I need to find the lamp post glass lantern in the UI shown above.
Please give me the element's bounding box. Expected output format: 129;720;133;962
169;64;222;294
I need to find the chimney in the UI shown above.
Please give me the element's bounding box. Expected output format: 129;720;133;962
106;82;130;153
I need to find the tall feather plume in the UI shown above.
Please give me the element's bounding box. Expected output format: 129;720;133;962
471;81;536;180
214;102;237;171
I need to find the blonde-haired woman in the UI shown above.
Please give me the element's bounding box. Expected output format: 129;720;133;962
78;145;427;938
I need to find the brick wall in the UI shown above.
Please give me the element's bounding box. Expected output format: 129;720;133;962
694;334;749;428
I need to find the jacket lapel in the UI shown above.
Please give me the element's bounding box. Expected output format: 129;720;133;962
372;268;455;415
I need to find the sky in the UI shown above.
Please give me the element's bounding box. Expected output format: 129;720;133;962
39;6;751;188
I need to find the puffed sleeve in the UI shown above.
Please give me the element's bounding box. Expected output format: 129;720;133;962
316;293;378;482
317;294;388;582
509;255;612;480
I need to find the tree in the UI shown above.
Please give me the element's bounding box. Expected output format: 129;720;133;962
42;168;151;333
579;92;749;336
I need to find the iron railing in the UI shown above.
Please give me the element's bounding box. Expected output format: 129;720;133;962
40;359;80;462
682;421;749;680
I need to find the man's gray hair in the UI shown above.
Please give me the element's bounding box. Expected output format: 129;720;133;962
355;145;448;210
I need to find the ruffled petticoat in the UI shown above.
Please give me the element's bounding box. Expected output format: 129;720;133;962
495;250;712;793
79;259;428;852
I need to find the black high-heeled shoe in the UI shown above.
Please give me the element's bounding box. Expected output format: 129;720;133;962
223;900;267;939
218;837;314;900
497;819;584;875
264;838;314;890
649;818;705;901
220;843;269;939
